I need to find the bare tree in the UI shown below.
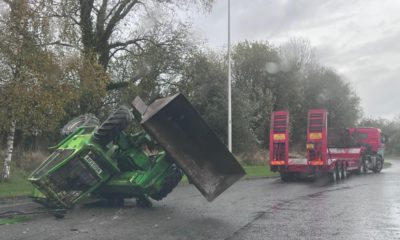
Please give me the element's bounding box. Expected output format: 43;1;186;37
279;38;317;73
40;0;213;90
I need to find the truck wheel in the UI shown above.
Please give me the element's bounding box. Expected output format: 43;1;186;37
355;160;362;175
150;164;183;201
342;164;347;179
336;164;342;181
61;114;99;137
93;106;132;146
372;156;383;173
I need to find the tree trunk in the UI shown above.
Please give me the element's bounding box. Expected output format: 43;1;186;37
2;121;16;180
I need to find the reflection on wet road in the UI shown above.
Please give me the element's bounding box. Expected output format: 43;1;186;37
2;160;400;240
229;160;400;240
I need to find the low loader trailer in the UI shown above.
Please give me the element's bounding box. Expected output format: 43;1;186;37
269;109;385;182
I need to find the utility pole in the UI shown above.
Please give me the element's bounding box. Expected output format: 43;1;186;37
227;0;232;152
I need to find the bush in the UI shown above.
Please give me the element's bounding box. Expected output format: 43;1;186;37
238;149;269;165
14;150;48;172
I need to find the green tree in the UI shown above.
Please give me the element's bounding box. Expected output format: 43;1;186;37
302;67;361;128
179;52;228;142
232;41;278;148
0;0;77;179
177;39;362;159
278;38;361;148
177;50;257;154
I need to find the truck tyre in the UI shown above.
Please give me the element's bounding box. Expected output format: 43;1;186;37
150;164;183;201
61;114;99;137
336;164;342;181
342;164;347;179
93;106;132;146
355;159;362;175
372;156;383;173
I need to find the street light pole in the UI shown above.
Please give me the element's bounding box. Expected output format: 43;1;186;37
228;0;232;152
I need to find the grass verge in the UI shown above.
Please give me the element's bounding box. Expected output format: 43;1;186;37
0;168;33;198
384;161;392;169
181;164;279;183
0;216;30;225
242;165;279;178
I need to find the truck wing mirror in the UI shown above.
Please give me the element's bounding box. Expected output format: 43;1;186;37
381;134;388;144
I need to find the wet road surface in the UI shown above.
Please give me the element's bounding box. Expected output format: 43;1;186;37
2;160;400;240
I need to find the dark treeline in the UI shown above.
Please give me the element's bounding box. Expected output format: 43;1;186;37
177;39;361;162
0;1;396;177
1;38;363;163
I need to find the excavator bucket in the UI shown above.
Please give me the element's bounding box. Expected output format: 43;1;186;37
132;93;245;201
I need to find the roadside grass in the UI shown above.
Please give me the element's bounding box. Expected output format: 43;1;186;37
0;168;33;198
0;216;30;225
384;161;392;169
242;165;279;178
181;164;279;183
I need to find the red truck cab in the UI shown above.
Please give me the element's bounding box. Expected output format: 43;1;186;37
347;128;385;157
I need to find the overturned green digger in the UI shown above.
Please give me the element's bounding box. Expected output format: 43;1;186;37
28;93;245;209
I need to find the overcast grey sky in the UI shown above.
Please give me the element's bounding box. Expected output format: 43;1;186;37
188;0;400;119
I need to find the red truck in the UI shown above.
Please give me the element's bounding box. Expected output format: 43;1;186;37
269;109;386;182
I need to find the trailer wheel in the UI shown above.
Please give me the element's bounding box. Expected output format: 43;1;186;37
372;156;383;173
336;164;342;181
330;171;337;183
93;106;132;146
280;172;290;182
